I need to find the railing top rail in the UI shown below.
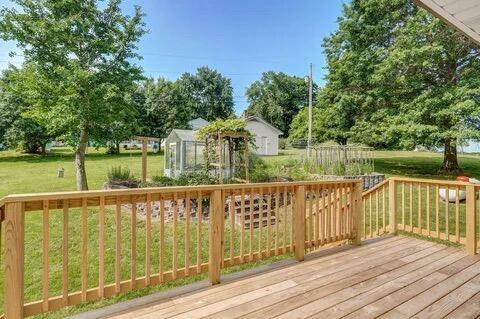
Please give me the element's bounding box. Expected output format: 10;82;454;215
362;179;389;196
0;179;361;204
390;176;473;186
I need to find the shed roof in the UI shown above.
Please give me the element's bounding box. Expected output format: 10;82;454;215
170;129;196;141
415;0;480;46
246;116;283;135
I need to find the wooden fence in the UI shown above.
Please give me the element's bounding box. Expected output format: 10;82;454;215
0;180;361;318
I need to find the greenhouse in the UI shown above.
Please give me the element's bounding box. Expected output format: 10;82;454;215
163;129;206;178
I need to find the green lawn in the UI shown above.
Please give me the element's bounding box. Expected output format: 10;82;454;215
1;147;479;318
0;147;164;198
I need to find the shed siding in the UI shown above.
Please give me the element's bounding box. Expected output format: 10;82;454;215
246;120;280;155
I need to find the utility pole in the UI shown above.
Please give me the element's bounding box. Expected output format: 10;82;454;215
307;63;313;159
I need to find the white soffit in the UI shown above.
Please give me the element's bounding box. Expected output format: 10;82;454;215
415;0;480;46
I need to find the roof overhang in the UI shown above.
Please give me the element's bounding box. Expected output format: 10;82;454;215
415;0;480;46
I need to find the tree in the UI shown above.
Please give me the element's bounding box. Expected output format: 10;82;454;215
246;71;315;135
176;67;234;121
134;78;191;147
316;0;480;172
0;0;146;190
288;106;329;145
371;8;480;172
0;67;54;154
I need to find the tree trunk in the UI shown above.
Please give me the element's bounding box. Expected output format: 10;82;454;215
75;128;89;191
116;142;120;154
440;139;462;173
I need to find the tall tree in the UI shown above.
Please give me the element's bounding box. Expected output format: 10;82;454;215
370;7;480;172
134;78;191;144
176;67;234;121
0;0;146;190
246;71;315;135
314;0;480;172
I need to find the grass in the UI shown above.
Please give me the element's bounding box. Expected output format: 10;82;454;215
1;147;480;318
0;147;164;198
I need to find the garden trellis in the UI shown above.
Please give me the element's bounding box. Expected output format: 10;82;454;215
311;145;374;176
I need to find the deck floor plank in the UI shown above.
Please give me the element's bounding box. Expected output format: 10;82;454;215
101;236;480;319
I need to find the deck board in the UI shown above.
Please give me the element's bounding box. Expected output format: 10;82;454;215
103;236;480;319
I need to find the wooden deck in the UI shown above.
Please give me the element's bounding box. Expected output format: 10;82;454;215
98;236;480;319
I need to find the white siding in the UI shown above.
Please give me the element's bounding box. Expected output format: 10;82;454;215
246;119;280;155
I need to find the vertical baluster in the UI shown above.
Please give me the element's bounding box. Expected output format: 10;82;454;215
249;187;254;261
426;185;430;235
409;183;413;231
62;200;68;305
283;186;288;252
324;186;328;243
196;191;202;273
131;196;137;288
339;184;344;238
436;184;440;238
173;192;178;279
445;186;449;241
456;186;460;243
185;192;190;276
275;187;280;255
376;189;379;236
401;182;405;228
290;187;294;249
369;193;373;238
81;197;88;302
327;185;332;242
159;195;165;282
115;197;121;294
362;196;366;239
332;184;338;241
308;186;313;249
267;188;272;256
258;187;263;256
240;189;245;261
146;193;152;284
315;185;320;246
382;185;386;233
42;200;49;311
335;185;340;240
418;184;422;233
99;196;105;297
229;190;235;261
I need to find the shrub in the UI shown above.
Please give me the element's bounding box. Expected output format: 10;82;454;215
279;138;287;150
148;175;176;187
249;153;271;183
175;171;218;186
107;166;135;181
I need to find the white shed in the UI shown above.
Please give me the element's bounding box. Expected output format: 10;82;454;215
245;116;283;156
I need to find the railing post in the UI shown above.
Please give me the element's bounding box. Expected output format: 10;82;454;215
209;190;223;284
4;201;25;319
353;181;363;245
294;185;306;261
466;185;476;255
389;179;397;235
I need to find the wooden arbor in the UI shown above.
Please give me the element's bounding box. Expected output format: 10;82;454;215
204;131;250;184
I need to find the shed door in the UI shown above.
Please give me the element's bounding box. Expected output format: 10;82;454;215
261;136;268;155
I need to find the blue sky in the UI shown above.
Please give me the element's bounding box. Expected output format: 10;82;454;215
0;0;346;114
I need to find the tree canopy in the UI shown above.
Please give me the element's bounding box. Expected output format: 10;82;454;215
0;0;147;189
246;71;316;135
291;0;480;172
176;66;235;121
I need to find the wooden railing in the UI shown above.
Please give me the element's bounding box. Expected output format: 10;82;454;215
361;177;479;255
0;180;361;318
